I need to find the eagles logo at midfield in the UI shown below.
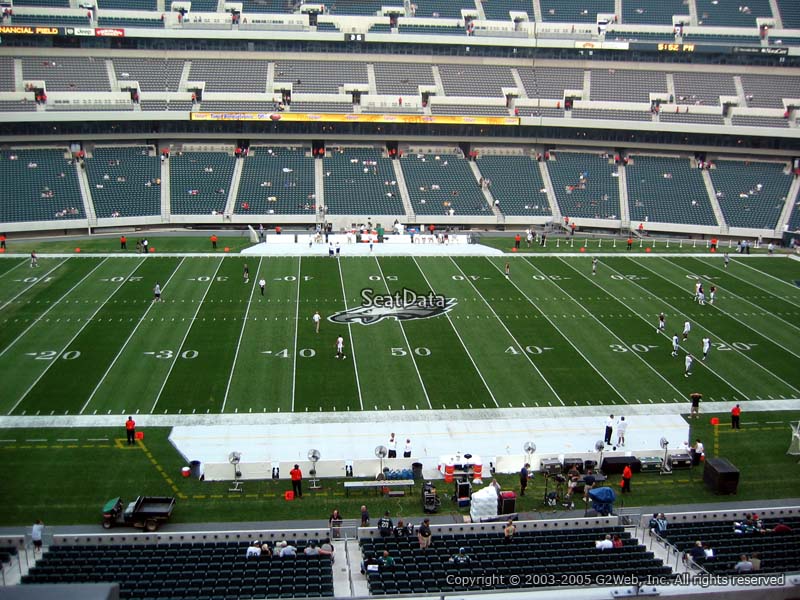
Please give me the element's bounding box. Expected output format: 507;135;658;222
328;288;456;326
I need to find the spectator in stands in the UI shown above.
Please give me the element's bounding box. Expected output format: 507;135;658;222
417;518;432;549
750;552;761;571
612;534;623;548
450;547;471;565
304;541;320;556
31;519;44;553
685;541;706;565
394;520;411;538
260;542;272;557
379;550;395;568
277;541;297;557
771;521;793;534
319;538;334;562
329;509;343;538
503;519;516;543
595;534;613;550
377;511;393;537
735;555;753;573
361;553;379;574
246;541;262;558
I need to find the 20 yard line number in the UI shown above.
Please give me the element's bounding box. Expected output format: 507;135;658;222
25;350;81;360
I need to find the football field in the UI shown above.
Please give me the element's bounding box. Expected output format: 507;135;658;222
1;253;799;417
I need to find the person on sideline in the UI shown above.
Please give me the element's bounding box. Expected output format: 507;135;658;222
125;416;136;445
289;464;303;498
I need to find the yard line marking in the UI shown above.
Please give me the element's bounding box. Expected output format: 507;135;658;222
80;258;186;414
221;257;263;413
291;257;301;413
636;258;800;396
487;257;627;404
0;258;110;359
336;256;364;411
150;258;224;413
375;257;431;409
549;257;685;401
597;258;754;400
8;258;146;415
682;256;800;333
448;257;563;406
412;257;498;408
0;259;29;279
0;259;68;313
732;259;800;304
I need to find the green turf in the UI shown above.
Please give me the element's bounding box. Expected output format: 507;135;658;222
2;411;799;527
1;255;798;414
2;252;800;527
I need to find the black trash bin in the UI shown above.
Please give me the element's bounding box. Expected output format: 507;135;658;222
412;462;423;480
190;460;203;479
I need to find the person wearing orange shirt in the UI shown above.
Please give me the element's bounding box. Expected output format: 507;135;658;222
514;233;521;249
125;416;136;445
731;404;741;430
120;235;127;250
621;464;632;494
210;234;218;249
0;233;6;250
627;237;633;250
289;464;303;498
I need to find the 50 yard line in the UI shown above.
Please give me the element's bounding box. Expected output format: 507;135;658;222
221;256;263;413
374;256;432;409
290;257;301;413
7;258;146;415
150;257;224;414
80;257;186;415
0;257;109;359
336;256;363;411
412;256;498;408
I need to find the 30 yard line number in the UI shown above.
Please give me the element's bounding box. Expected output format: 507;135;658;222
144;350;198;359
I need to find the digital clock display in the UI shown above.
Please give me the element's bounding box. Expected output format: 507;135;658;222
657;43;695;52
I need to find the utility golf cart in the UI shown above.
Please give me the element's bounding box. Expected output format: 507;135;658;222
102;496;176;532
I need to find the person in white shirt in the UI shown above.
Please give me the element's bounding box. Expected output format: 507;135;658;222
245;541;262;558
335;335;345;359
595;535;613;550
616;416;628;447
387;433;397;458
709;285;716;305
258;278;266;296
403;439;412;458
31;520;44;552
685;354;694;377
682;321;691;340
313;310;321;333
702;337;711;361
672;334;680;357
694;279;702;302
153;283;162;303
